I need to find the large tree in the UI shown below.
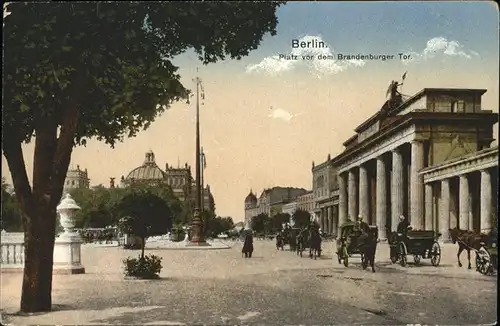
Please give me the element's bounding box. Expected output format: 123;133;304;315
272;212;291;230
2;2;284;312
292;209;311;229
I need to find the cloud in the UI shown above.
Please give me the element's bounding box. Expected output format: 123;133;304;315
402;37;479;65
268;107;304;122
246;35;365;77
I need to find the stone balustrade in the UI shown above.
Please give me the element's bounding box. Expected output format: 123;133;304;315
1;231;25;271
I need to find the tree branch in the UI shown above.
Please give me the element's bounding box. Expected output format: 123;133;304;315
48;103;80;208
32;119;58;203
2;135;35;219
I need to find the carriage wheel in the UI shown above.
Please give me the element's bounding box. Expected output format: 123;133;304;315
390;246;398;264
399;243;407;267
414;255;421;265
477;251;491;275
430;242;441;267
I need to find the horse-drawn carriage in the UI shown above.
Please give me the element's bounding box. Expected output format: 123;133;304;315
336;221;378;268
475;232;497;275
388;230;441;267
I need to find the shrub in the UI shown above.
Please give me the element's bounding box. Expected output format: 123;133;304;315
123;254;163;279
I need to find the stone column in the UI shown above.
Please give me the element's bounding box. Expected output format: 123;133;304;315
459;175;469;230
439;179;451;242
348;169;357;220
391;148;404;231
327;206;332;234
331;205;338;236
424;183;433;231
410;140;425;230
322;207;328;232
480;169;492;233
323;208;328;232
376;156;387;240
338;173;347;235
359;165;369;222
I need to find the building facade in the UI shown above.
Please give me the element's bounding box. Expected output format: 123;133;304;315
331;87;498;241
312;156;339;234
64;165;90;190
244;187;308;228
119;150;215;212
296;191;314;214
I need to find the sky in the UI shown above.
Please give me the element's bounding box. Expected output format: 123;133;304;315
2;2;499;222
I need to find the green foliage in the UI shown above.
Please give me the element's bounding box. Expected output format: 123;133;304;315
115;188;172;236
170;227;186;242
1;178;23;231
203;213;234;237
252;213;272;234
70;186;126;228
123;254;163;279
69;183;186;229
293;209;311;229
3;2;284;148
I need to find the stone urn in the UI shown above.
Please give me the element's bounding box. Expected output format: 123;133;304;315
56;193;81;237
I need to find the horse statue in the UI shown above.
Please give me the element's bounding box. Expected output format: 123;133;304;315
449;227;491;270
242;232;254;258
309;228;322;260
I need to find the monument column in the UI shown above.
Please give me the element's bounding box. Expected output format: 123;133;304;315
359;165;369;221
410;140;424;230
348;169;357;220
376;156;387;240
391;148;404;231
459;175;470;230
439;179;451;242
424;183;433;231
338;173;347;234
480;169;492;233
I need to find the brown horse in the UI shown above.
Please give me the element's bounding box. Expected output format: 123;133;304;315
449;228;486;269
359;227;379;273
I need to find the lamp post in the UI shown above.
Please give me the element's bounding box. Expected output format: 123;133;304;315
187;70;209;246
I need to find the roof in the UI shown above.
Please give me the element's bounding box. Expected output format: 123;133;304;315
125;150;166;181
245;191;257;203
126;164;166;180
352;88;488;137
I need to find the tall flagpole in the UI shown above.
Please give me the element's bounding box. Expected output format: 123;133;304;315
188;69;209;246
200;147;205;212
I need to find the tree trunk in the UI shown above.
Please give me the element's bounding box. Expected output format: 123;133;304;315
141;237;146;259
21;207;57;312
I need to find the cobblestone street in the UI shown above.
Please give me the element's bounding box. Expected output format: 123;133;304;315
1;240;497;325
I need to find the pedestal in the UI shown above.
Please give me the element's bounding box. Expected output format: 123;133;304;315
186;210;211;247
53;232;85;274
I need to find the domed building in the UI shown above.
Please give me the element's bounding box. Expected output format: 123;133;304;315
118;150;214;211
244;190;258;228
123;150;167;185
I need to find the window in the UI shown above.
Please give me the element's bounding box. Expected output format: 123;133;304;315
451;100;465;113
